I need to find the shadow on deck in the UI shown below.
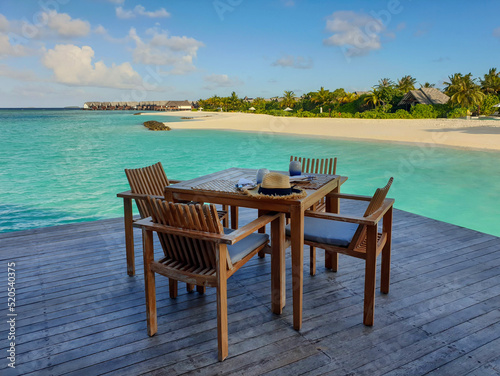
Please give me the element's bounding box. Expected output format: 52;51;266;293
1;203;500;376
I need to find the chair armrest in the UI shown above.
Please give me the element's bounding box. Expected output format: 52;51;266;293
169;179;183;184
305;210;377;226
135;217;231;243
339;176;348;185
135;212;281;245
326;192;372;202
306;197;394;226
364;198;395;224
117;190;163;200
223;212;281;244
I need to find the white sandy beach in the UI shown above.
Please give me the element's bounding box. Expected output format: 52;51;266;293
141;111;500;151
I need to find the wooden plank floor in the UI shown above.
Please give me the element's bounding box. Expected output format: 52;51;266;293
1;202;500;376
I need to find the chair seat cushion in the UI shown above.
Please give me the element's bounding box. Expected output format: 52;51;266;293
224;229;269;263
285;217;359;248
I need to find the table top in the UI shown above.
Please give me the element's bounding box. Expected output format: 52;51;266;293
164;167;341;211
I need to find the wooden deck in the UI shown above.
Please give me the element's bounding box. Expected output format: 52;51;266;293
1;202;500;376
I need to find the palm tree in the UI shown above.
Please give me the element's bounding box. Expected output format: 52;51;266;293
375;78;394;89
339;92;358;104
397;75;416;93
364;88;382;108
281;90;295;108
480;68;500;95
220;97;230;111
252;97;266;111
310;87;333;107
443;73;464;97
445;73;485;108
420;82;435;88
229;91;240;110
205;95;221;110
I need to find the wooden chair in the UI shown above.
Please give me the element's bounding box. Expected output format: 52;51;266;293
136;198;283;361
258;156;345;270
286;178;394;326
291;156;338;274
119;162;230;277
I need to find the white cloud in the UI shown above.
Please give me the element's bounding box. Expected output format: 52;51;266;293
272;55;313;69
42;44;143;89
94;25;107;35
0;33;29;58
116;5;170;19
0;64;38;81
0;14;9;32
93;25;129;44
135;5;170;18
323;11;385;57
203;74;243;90
129;28;203;74
43;10;91;37
116;6;135;19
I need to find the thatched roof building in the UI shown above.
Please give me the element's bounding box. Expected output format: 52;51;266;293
398;88;449;106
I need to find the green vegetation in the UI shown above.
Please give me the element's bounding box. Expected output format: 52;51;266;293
197;69;500;119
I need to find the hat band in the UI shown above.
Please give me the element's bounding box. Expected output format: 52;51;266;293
258;187;294;196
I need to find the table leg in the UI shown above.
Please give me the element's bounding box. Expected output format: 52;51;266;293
230;206;239;229
271;213;286;314
325;185;340;271
290;205;304;330
124;197;135;276
258;209;267;258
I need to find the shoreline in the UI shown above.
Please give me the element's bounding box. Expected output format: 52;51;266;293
140;111;500;152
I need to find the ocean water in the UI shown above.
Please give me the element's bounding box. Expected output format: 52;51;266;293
1;109;499;237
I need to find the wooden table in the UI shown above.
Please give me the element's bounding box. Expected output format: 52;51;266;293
163;167;343;330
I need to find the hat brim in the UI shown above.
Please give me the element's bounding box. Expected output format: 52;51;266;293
243;184;307;199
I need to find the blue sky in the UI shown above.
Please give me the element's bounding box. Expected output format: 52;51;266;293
0;0;499;107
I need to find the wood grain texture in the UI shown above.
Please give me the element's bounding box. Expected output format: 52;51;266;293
1;203;499;375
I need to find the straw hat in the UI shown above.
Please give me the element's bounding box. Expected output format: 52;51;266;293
243;172;306;199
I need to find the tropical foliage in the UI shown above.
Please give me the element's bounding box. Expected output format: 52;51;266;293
397;75;417;93
197;69;499;119
444;73;485;108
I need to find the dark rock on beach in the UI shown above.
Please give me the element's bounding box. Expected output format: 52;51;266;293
143;120;171;131
133;112;142;115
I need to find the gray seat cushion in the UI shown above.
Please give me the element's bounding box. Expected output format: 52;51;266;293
285;217;359;248
224;228;269;263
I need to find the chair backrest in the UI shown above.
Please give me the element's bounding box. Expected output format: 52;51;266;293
290;156;337;175
125;162;170;218
147;197;224;270
363;177;394;217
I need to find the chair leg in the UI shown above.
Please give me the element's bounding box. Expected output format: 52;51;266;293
186;283;194;293
381;208;393;294
216;245;229;361
196;285;206;294
325;252;339;272
169;279;178;299
363;225;378;326
124;197;135;276
142;229;157;336
309;246;316;276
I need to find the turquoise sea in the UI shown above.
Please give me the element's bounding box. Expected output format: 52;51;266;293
1;109;499;237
